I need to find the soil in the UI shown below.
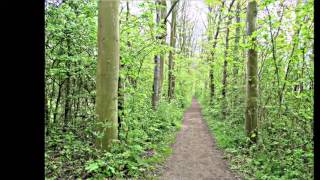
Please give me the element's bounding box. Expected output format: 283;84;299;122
159;98;242;180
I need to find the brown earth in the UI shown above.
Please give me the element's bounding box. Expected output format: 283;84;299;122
159;98;242;180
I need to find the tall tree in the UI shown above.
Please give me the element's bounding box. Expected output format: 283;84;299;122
209;1;225;105
152;0;161;109
96;0;120;150
159;0;167;96
222;0;235;117
64;37;72;130
118;0;130;133
245;0;258;143
168;0;177;101
231;1;241;120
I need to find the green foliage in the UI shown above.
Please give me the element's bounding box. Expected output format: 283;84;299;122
45;0;313;179
200;98;313;180
45;0;193;179
45;98;185;179
195;0;313;179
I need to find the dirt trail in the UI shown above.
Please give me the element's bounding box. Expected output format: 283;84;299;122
160;98;241;180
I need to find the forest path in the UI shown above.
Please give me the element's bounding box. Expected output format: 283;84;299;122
159;97;241;180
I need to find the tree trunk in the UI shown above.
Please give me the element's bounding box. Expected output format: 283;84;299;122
152;0;161;110
245;0;258;143
231;1;241;120
64;39;72;130
159;0;167;97
222;0;235;117
45;92;49;136
168;0;177;101
209;2;224;105
118;0;130;133
233;1;240;79
53;82;63;123
209;68;215;105
96;0;119;150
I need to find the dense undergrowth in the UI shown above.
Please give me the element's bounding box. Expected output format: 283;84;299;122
45;99;188;179
198;94;313;180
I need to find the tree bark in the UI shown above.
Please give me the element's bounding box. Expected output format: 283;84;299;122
96;0;119;150
245;0;258;143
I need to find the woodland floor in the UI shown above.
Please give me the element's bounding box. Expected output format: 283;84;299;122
159;98;242;180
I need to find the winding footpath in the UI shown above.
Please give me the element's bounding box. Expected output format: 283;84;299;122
160;98;241;180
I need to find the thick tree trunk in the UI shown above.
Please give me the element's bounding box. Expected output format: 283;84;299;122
96;0;119;150
245;0;258;143
168;0;177;101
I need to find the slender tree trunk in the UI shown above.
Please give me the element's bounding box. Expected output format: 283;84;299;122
96;0;119;150
118;58;124;132
64;39;72;130
209;68;215;105
152;0;161;109
53;82;63;123
159;0;167;97
245;0;258;143
118;0;130;133
222;23;229;117
222;0;235;117
233;1;240;79
49;79;55;122
45;92;49;136
231;1;241;120
209;2;225;105
299;46;305;93
75;74;82;118
168;0;177;101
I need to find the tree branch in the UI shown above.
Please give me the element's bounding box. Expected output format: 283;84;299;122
164;0;180;25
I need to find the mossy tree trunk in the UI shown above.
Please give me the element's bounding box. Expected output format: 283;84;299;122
96;0;119;150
